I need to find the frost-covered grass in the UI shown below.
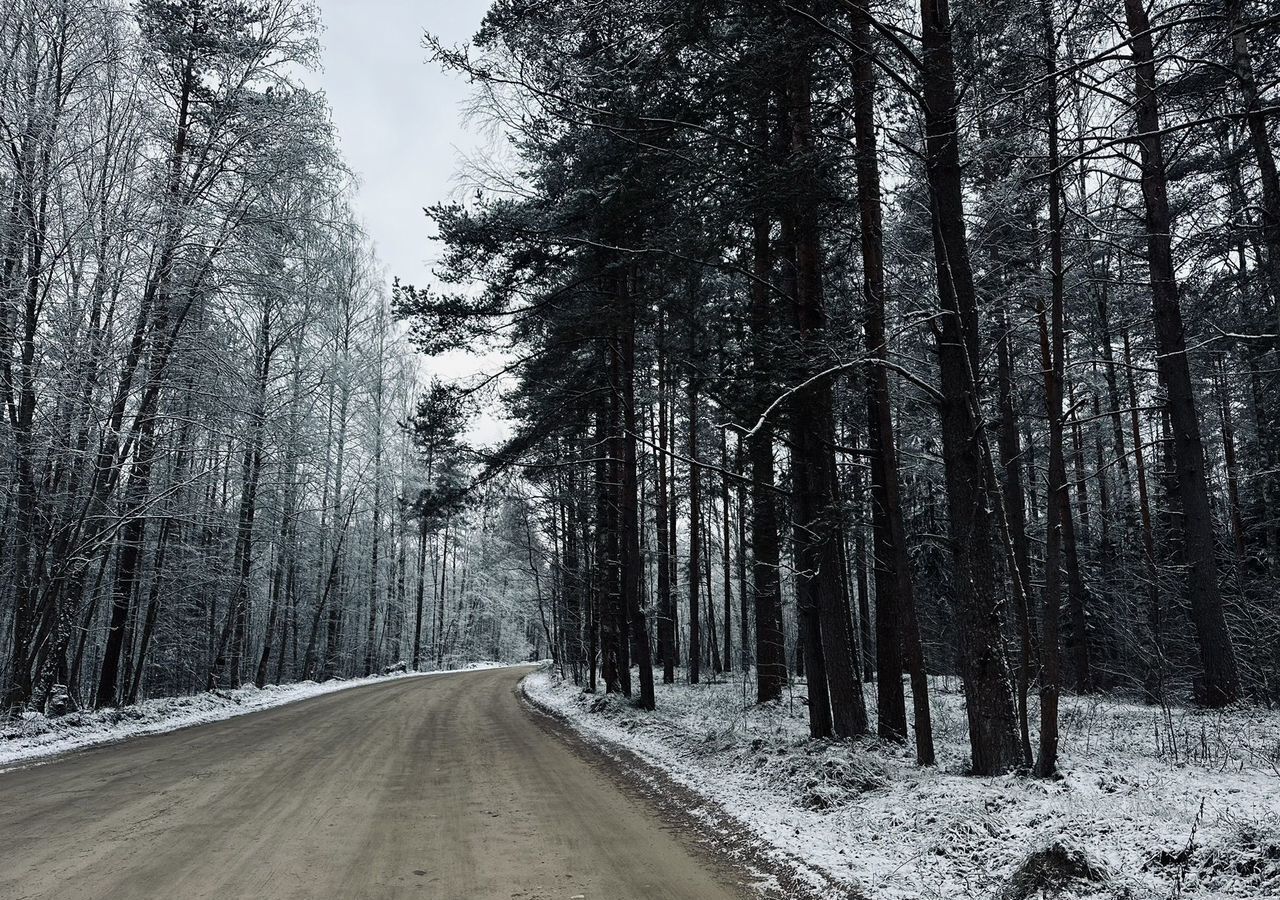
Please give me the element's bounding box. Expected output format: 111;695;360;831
523;670;1280;900
1;661;513;771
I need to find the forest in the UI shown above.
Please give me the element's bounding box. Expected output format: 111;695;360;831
2;0;1278;789
0;0;557;720
403;0;1280;783
2;0;1279;896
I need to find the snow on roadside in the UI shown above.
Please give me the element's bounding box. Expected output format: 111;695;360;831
523;670;1280;900
1;662;514;771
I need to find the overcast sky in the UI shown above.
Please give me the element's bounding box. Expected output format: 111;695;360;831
310;0;508;440
311;0;491;291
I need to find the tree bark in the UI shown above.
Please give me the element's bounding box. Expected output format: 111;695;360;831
919;0;1022;773
687;357;702;686
1122;0;1241;706
748;162;786;704
1036;13;1066;775
850;0;932;760
784;40;867;738
655;312;675;684
620;274;654;709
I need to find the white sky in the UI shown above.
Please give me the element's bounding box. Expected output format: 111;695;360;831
311;0;509;442
312;0;490;291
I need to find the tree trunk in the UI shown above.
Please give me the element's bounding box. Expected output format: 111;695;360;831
604;331;627;694
996;302;1035;767
412;517;427;671
1036;13;1066;775
687;359;702;686
721;428;733;673
749;182;786;704
919;0;1022;773
850;0;932;760
783;40;866;738
620;274;654;709
1122;0;1241;706
655;312;675;684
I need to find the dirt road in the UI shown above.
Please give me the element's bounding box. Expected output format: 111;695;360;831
0;666;746;900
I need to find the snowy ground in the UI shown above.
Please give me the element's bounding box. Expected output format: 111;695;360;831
523;670;1280;900
1;662;513;771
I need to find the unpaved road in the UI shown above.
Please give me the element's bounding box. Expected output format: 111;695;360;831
0;666;746;900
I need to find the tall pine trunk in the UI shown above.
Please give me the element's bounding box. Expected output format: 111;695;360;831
850;0;932;761
748;132;786;703
655;312;675;684
784;35;866;738
687;354;702;686
1122;0;1241;706
919;0;1022;773
620;274;653;708
1036;12;1066;774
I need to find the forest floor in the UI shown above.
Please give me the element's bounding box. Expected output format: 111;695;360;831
0;661;510;770
523;669;1280;900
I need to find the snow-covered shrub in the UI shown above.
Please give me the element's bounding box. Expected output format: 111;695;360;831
1001;839;1111;900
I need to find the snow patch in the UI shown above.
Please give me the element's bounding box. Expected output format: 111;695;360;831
523;671;1280;899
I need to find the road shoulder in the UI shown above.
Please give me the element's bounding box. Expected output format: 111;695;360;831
519;669;861;900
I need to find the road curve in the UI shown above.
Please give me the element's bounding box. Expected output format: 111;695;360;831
0;666;745;900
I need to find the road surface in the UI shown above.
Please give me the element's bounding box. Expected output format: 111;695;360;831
0;666;746;900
